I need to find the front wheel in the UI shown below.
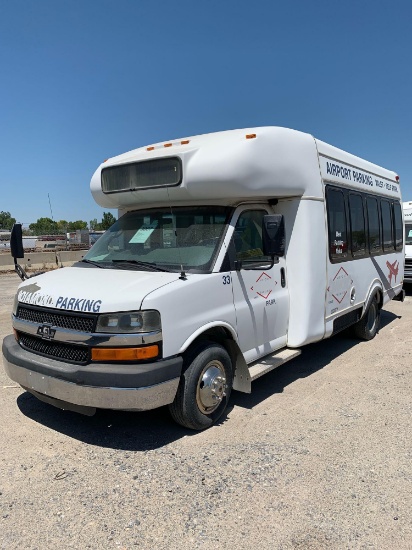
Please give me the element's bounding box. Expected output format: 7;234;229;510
353;296;381;340
169;342;233;430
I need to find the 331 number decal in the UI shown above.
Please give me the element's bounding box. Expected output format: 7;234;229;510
222;275;231;285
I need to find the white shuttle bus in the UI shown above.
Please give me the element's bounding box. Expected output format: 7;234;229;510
3;127;405;430
404;201;412;283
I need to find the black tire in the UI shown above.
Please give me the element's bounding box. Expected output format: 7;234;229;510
353;296;381;341
169;342;233;431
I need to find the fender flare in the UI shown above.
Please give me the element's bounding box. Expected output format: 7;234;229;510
178;322;251;393
361;281;383;319
178;321;239;354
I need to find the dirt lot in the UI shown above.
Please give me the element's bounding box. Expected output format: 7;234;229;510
1;272;411;549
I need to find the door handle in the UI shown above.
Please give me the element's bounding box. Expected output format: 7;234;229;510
281;268;286;288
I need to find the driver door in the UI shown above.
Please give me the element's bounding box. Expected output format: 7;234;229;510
230;207;289;364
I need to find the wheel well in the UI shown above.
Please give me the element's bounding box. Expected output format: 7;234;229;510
373;288;383;310
362;288;383;320
185;327;233;352
376;289;383;309
183;327;238;370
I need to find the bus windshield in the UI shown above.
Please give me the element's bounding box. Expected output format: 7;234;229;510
406;223;412;246
83;206;232;273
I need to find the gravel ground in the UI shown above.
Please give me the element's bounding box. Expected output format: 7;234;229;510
1;272;411;549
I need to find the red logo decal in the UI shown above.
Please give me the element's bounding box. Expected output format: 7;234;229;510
386;260;399;284
252;272;275;299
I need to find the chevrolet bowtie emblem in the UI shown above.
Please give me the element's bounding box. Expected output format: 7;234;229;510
37;325;56;340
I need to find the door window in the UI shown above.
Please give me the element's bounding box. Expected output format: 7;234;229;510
234;210;271;263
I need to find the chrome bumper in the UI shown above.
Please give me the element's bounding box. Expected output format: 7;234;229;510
2;335;181;413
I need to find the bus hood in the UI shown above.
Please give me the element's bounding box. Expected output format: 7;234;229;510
16;266;181;314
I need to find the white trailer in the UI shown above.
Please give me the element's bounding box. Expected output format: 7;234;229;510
3;127;405;430
404;200;412;283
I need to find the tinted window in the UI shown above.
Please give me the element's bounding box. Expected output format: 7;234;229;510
366;197;381;254
349;194;366;256
381;200;394;251
102;158;182;193
327;188;348;261
393;202;403;250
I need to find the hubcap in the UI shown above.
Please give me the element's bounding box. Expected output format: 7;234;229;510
196;361;227;414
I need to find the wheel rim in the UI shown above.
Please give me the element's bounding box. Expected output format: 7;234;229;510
367;302;377;332
196;360;227;415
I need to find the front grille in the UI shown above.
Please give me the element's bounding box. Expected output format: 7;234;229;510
17;305;97;333
19;333;89;364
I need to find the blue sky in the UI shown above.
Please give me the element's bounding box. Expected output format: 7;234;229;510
1;0;411;227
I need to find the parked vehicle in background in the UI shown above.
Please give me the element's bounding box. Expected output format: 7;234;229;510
2;127;405;430
404;201;412;283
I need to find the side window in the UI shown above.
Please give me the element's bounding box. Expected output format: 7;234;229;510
393;202;403;251
349;193;366;257
233;210;270;262
406;223;412;246
327;187;348;262
366;197;381;254
381;200;394;252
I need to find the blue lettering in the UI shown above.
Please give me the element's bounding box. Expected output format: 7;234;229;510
53;295;103;311
84;300;94;312
74;298;84;311
327;162;351;180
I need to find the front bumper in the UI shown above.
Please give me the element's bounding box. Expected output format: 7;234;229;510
2;335;182;413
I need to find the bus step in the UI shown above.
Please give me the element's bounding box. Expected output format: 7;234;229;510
249;348;301;382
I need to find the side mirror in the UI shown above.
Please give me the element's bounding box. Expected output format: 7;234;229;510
262;214;285;257
10;223;24;259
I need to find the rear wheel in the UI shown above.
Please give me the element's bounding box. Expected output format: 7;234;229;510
169;342;233;430
353;296;380;340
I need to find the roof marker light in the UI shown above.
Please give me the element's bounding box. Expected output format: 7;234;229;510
181;140;190;145
246;133;256;139
146;146;155;151
395;175;400;182
164;143;172;148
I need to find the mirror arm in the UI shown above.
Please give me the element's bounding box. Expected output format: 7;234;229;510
240;256;275;271
14;258;28;281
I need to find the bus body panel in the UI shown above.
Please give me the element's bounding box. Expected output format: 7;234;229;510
3;126;404;426
404;201;412;283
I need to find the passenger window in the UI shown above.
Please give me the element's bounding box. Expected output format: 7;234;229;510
327;188;348;262
366;197;381;254
381;200;394;252
234;210;270;262
349;193;366;257
393;202;403;250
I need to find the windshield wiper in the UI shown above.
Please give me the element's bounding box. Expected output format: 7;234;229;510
80;259;106;268
111;259;172;272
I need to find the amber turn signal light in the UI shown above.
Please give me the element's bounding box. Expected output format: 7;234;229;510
91;345;159;362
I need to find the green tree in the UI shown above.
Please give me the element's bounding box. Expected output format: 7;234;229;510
67;220;88;231
29;217;58;235
0;211;16;230
56;220;68;233
89;218;100;231
100;212;116;230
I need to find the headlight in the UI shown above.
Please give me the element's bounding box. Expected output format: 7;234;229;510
96;310;161;333
12;295;19;316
